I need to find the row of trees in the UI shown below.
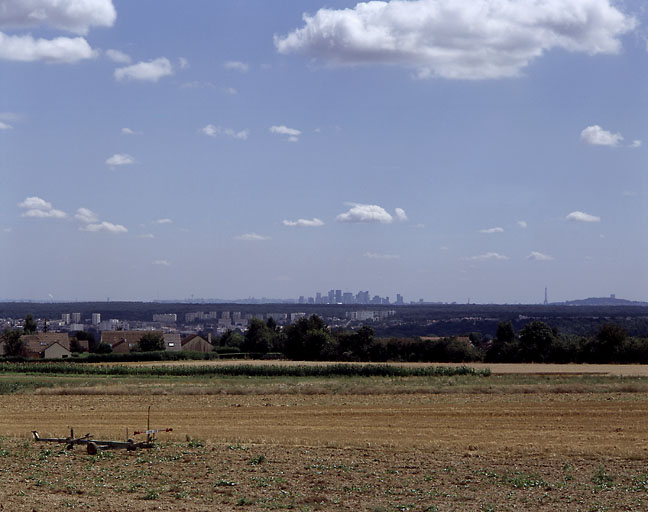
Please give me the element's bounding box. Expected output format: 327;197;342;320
3;314;647;364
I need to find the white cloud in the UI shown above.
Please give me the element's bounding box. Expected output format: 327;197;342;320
138;233;155;239
0;32;97;63
479;227;504;234
466;252;509;261
580;125;623;147
394;208;408;222
81;221;127;233
18;196;67;218
235;233;270;241
275;0;635;80
22;208;67;219
224;60;249;72
0;0;116;35
152;259;171;267
178;57;189;69
365;252;400;260
105;153;134;166
517;220;528;229
630;140;642;148
105;49;131;63
336;203;393;224
270;125;301;141
566;211;601;223
283;218;325;227
19;196;52;210
114;57;173;82
527;251;554;261
74;207;99;223
121;127;141;135
153;218;173;224
223;86;238;95
201;124;249;140
0;121;13;130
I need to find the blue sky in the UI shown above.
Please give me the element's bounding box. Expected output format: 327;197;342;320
0;0;646;303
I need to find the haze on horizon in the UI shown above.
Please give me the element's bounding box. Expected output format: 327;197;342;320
1;0;646;304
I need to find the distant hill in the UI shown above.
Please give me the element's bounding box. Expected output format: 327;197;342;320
556;297;648;306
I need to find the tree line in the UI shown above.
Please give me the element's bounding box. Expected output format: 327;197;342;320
3;314;648;364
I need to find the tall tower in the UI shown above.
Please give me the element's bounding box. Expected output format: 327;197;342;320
544;287;548;305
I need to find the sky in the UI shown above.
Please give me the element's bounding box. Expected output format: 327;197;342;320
0;0;646;304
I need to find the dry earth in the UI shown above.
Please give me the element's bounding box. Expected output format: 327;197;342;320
1;388;648;511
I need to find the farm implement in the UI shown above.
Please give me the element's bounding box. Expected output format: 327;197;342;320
31;406;172;455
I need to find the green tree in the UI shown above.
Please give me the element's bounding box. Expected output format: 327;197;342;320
284;315;332;360
218;329;243;348
95;342;113;354
496;321;515;343
591;323;627;362
2;328;27;357
518;321;555;362
23;314;37;334
138;332;165;352
242;318;273;354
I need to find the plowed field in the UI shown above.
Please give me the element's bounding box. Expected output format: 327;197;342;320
1;367;648;510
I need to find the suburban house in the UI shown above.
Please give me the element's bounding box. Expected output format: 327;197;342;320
101;331;182;353
181;334;213;353
0;333;73;359
43;341;71;359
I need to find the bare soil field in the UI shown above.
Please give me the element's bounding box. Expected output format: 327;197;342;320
1;387;648;511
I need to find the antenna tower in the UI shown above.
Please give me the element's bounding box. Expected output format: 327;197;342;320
544;287;548;305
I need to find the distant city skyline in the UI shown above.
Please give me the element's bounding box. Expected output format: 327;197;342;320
1;1;646;304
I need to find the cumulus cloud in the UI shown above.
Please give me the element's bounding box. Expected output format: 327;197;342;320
74;207;99;223
630;140;642;148
105;153;134;166
365;252;400;260
0;0;114;63
270;125;301;142
517;220;528;229
527;251;554;261
580;125;623;146
0;32;97;63
18;196;67;218
224;60;249;72
466;252;509;261
394;208;408;222
0;0;116;35
480;227;504;234
201;124;249;140
81;221;127;234
114;57;173;82
275;0;635;80
153;218;173;224
105;48;131;63
0;121;13;130
566;211;601;223
152;259;171;266
235;233;270;241
336;203;393;224
283;218;325;227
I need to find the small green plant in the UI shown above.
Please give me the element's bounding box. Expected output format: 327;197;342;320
142;488;160;500
188;438;205;448
236;496;254;506
248;454;266;465
592;465;614;488
214;479;237;487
